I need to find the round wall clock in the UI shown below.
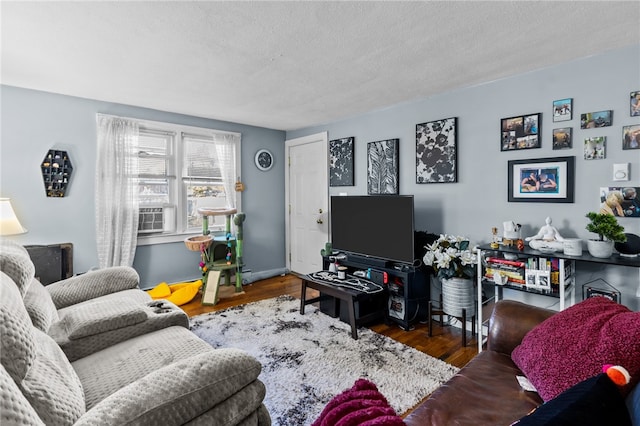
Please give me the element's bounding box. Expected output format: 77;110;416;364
255;149;274;171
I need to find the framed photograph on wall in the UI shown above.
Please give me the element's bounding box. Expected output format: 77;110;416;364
600;187;640;218
416;117;458;183
501;113;541;151
623;124;640;150
552;127;572;150
507;156;575;203
580;110;612;129
553;98;572;122
631;91;640;117
584;136;606;160
367;138;399;194
329;137;355;186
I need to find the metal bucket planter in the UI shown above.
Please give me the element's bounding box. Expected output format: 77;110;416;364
441;277;475;317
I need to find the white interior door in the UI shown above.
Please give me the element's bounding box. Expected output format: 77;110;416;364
285;132;328;274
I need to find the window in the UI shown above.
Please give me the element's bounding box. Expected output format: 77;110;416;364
182;133;228;232
138;129;175;234
135;119;241;245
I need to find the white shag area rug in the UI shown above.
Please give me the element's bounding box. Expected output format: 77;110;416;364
190;295;458;426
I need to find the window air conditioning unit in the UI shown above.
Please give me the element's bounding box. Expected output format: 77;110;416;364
138;206;172;234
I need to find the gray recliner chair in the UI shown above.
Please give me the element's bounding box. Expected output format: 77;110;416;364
0;239;188;361
0;239;271;425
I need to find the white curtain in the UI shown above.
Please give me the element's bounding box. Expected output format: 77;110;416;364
95;114;140;268
215;133;239;209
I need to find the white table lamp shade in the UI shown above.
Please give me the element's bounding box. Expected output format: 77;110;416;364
0;198;27;235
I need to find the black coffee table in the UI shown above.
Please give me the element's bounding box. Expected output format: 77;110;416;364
294;271;385;339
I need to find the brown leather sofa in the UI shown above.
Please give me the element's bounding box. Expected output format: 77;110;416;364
404;299;555;426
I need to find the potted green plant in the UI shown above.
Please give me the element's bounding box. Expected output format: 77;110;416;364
585;212;626;258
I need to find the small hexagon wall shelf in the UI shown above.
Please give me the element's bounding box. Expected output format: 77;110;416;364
41;149;73;197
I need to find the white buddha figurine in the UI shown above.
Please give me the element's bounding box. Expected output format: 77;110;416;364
525;217;565;251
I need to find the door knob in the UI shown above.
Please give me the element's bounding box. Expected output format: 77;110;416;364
317;218;324;224
318;208;323;214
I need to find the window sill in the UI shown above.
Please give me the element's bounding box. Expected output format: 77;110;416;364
138;225;227;246
137;232;200;246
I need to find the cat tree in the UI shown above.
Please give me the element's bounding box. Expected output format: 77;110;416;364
185;207;245;304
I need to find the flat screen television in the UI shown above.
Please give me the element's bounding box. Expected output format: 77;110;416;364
330;195;415;265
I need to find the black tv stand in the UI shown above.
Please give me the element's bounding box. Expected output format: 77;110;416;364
322;255;430;330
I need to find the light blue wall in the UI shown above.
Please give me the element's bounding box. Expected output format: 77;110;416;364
288;44;640;309
2;45;639;304
0;86;287;288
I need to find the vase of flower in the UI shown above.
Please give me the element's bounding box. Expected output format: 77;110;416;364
423;234;477;318
441;277;475;317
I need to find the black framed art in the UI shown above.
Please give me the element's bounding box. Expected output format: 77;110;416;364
416;117;457;183
507;156;575;203
501;113;541;151
580;110;612;129
367;138;399;194
631;91;640;117
623;124;640;150
329;137;355;186
552;127;572;150
584;137;606;160
553;98;572;122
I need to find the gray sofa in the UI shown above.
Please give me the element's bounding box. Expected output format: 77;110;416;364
0;239;271;425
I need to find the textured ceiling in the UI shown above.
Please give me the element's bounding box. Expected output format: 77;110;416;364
2;1;639;131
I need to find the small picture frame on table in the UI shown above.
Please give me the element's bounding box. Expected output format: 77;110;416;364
526;270;551;291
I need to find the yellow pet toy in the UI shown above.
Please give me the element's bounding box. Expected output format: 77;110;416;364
147;280;202;306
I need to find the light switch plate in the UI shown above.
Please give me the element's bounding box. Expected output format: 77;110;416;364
613;163;629;181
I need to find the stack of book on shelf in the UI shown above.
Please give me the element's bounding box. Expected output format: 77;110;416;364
484;257;526;285
484;255;572;294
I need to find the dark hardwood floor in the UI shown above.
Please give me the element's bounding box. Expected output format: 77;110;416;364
181;274;478;369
